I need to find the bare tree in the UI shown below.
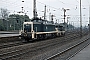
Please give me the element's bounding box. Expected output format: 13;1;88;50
0;8;9;19
0;8;10;31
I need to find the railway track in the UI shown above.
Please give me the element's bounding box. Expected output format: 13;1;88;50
45;36;90;60
0;31;88;60
0;31;81;60
0;36;20;43
28;34;90;60
0;35;68;50
0;41;25;49
0;30;80;50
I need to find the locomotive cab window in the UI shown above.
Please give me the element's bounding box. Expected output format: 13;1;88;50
24;24;31;32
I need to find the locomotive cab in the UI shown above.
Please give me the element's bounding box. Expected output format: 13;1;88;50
21;21;44;40
21;22;33;40
24;23;31;32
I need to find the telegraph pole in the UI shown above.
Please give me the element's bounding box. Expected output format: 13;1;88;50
62;8;69;30
80;0;82;37
51;15;54;24
67;17;70;30
62;8;69;24
64;9;66;24
33;0;37;19
44;5;46;20
89;5;90;34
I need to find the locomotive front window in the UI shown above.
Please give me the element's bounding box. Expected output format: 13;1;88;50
24;24;31;32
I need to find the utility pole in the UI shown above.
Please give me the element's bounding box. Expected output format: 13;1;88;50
49;12;51;21
44;5;46;20
14;11;15;31
62;8;69;24
80;0;82;37
64;9;66;24
51;15;54;24
62;8;70;30
67;17;70;30
89;5;90;34
73;22;74;30
33;0;37;19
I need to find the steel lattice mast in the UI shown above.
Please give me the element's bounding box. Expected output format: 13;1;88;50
33;0;37;18
44;5;46;20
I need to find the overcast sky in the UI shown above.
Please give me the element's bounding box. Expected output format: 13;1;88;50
0;0;90;27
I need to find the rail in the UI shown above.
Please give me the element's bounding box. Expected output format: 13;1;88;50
45;37;90;60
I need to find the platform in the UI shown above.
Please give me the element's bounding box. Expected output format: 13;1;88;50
70;42;90;60
0;31;20;38
0;31;19;34
0;34;19;38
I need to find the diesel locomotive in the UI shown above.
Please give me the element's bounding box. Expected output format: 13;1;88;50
20;18;65;41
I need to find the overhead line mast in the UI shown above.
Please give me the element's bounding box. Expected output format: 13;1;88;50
33;0;37;19
44;5;46;20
